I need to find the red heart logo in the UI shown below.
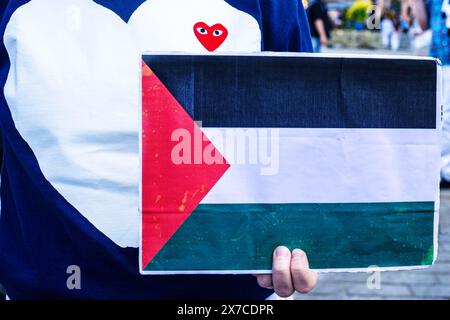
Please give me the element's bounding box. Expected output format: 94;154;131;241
193;22;228;52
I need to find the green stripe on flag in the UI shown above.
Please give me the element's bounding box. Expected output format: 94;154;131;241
144;202;435;271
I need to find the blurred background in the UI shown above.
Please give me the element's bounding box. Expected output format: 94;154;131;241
305;0;439;55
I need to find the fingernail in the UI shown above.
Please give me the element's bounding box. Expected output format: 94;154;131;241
275;246;290;257
292;249;305;258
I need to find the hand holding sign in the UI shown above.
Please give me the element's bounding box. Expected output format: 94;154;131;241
256;247;318;297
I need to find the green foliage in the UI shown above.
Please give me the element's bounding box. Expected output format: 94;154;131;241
345;0;373;24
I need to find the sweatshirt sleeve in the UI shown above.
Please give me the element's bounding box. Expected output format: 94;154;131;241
260;0;313;52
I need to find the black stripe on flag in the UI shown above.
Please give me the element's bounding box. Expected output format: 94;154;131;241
142;55;437;129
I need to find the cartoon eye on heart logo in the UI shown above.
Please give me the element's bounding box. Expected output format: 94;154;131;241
193;22;228;52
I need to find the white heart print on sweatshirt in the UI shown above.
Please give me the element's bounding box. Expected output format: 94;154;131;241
3;0;261;248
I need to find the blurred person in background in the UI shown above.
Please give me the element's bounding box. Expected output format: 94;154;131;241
381;9;402;51
381;11;396;49
413;0;450;183
402;0;432;56
401;1;414;33
391;14;402;50
307;0;333;52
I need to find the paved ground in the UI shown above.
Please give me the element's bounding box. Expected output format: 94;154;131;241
294;189;450;300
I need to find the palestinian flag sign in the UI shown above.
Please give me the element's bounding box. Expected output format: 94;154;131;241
140;53;441;274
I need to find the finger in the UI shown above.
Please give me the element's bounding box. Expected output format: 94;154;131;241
272;246;294;297
256;274;273;289
290;249;318;294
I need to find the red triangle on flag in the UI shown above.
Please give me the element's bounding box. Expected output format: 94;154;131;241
141;61;230;269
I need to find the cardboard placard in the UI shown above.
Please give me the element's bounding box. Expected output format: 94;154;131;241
140;53;441;274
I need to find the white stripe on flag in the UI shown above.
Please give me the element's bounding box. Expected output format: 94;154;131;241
200;128;440;204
